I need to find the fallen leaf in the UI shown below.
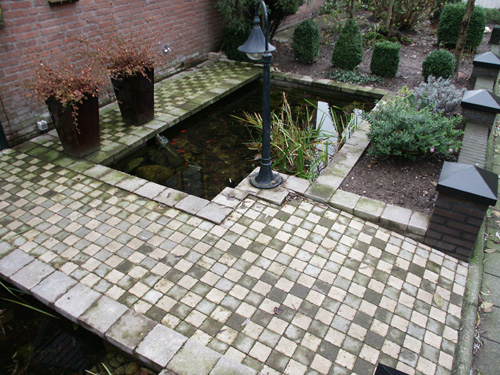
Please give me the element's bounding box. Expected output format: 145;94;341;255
274;306;283;315
254;154;262;161
482;301;494;313
241;318;250;327
485;248;498;253
327;247;334;252
493;210;500;217
216;328;226;335
433;291;445;308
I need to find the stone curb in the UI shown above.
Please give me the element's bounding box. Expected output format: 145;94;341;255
451;221;484;375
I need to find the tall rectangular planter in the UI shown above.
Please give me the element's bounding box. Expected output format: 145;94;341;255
111;68;154;125
46;95;100;158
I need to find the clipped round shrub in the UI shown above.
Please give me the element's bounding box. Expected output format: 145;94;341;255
331;18;363;70
292;19;320;64
422;49;455;80
370;41;401;77
223;24;251;61
437;3;486;49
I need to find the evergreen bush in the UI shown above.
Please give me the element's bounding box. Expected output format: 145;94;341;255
422;49;455;80
331;19;363;70
223;24;251;61
437;3;486;49
413;76;465;115
367;90;463;160
292;19;320;64
370;41;401;77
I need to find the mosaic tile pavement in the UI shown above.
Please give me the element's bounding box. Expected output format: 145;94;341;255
0;147;468;375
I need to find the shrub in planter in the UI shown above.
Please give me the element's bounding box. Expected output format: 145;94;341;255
331;18;363;70
81;33;159;125
370;41;401;77
437;3;486;49
292;19;320;64
422;49;455;80
26;60;105;158
367;90;463;160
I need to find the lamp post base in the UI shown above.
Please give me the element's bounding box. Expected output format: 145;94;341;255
249;168;281;189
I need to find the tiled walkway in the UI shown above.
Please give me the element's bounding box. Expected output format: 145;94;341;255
0;60;468;375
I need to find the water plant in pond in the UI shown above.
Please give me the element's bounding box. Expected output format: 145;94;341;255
237;92;359;181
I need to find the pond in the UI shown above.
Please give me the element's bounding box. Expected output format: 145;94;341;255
110;81;374;200
0;280;156;375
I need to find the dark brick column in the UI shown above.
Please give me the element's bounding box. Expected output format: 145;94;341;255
424;162;498;262
461;89;500;134
490;26;500;44
470;52;500;90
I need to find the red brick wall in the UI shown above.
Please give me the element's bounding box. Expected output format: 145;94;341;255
0;0;321;147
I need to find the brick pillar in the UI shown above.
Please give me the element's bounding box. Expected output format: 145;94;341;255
461;89;500;134
470;52;500;90
424;162;498;262
490;25;500;44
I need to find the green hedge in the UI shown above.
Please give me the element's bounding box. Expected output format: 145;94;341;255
223;24;251;62
370;41;401;77
422;49;455;80
331;19;363;70
292;20;320;64
437;3;486;49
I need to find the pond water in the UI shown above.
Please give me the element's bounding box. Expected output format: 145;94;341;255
0;281;156;375
111;81;374;200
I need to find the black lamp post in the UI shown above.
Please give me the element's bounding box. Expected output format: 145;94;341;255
238;0;281;189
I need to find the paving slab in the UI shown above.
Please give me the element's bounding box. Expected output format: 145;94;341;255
329;189;360;213
79;295;128;338
156;188;188;207
197;203;233;224
10;258;54;291
54;283;101;322
167;338;221;375
353;196;385;222
380;204;412;231
106;309;156;356
135;182;167;200
209;356;258;375
175;195;210;215
31;271;78;305
135;324;188;370
0;249;33;277
282;175;311;195
304;183;336;203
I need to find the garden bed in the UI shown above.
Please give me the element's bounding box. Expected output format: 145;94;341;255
272;10;492;214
